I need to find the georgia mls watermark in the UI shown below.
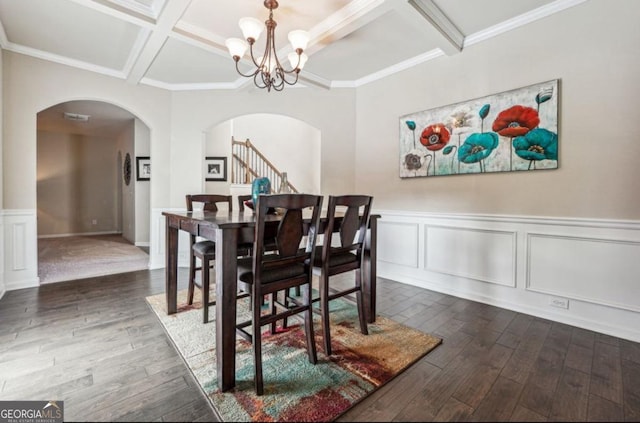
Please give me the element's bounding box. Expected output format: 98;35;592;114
0;401;64;423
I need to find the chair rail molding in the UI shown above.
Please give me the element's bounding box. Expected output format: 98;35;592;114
375;209;640;343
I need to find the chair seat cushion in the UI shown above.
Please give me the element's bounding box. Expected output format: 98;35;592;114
237;256;306;285
193;240;216;255
312;246;358;267
194;240;252;257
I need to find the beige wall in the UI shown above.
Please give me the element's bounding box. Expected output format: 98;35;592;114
2;0;640;299
222;114;321;194
118;123;135;243
37;130;122;236
2;51;172;212
168;89;356;207
354;0;640;220
134;119;150;244
0;46;4;296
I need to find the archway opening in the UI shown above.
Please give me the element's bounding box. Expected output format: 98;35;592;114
36;100;150;283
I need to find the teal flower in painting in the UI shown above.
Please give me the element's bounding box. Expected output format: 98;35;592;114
458;132;499;172
405;120;417;148
513;128;558;162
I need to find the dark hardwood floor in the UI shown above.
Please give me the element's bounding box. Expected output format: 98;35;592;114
1;269;639;422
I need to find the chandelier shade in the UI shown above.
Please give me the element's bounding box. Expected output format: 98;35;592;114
225;0;310;92
239;17;263;41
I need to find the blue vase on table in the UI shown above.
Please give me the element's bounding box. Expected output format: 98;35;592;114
251;177;271;207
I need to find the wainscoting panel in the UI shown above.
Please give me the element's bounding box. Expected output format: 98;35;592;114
149;208;191;270
527;233;640;312
12;222;27;270
377;210;640;343
378;221;419;268
425;225;516;287
7;207;640;342
3;209;38;290
0;218;4;300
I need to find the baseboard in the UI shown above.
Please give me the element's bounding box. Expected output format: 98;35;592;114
38;231;121;239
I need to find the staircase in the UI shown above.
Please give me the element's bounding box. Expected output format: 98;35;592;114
230;137;298;193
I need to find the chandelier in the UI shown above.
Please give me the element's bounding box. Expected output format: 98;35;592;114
225;0;309;92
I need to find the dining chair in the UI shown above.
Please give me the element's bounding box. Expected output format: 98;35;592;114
235;193;323;395
185;194;234;323
237;194;253;212
312;194;373;356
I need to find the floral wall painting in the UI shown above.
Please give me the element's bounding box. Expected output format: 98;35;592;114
400;79;558;178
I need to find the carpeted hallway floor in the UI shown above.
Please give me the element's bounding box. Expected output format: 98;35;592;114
37;234;150;284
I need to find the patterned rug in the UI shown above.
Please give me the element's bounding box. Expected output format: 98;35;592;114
146;288;441;422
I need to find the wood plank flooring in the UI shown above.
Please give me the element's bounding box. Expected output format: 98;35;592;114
1;269;639;421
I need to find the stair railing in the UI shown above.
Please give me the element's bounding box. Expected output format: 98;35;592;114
231;137;299;193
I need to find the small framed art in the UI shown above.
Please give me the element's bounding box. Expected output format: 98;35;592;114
136;156;151;181
205;156;227;181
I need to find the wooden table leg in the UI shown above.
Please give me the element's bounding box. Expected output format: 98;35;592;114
215;227;238;392
363;215;378;323
165;216;178;315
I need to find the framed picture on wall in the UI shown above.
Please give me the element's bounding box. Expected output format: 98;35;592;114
136;156;151;181
205;156;227;181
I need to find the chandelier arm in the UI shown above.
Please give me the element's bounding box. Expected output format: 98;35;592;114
246;40;267;71
253;71;269;90
272;69;286;91
282;70;300;86
233;58;261;79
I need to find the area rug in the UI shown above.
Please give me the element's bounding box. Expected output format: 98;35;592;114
146;288;441;422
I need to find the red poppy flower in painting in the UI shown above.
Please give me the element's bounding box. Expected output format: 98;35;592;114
420;123;450;151
491;105;540;137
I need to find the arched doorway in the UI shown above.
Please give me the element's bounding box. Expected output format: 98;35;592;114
206;113;322;195
36;100;150;283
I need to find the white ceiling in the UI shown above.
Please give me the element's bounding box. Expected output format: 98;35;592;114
1;0;587;134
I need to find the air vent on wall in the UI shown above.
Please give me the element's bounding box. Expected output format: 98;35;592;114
63;112;90;122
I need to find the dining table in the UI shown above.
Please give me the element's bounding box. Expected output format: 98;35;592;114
162;207;379;392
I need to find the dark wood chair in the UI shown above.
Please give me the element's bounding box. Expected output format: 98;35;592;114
235;193;323;395
312;195;373;355
186;194;233;323
237;194;253;212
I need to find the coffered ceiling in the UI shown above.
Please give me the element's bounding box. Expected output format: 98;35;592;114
3;0;587;136
0;0;587;92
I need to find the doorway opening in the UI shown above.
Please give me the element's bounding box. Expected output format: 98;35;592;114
36;100;150;283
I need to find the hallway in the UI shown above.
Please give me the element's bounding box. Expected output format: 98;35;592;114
38;235;149;284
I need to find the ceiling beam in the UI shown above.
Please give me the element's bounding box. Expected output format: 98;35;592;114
396;0;464;56
125;0;193;84
304;0;392;56
403;0;464;55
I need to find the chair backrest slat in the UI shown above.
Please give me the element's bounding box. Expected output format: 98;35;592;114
254;194;323;283
186;194;233;213
323;195;373;263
